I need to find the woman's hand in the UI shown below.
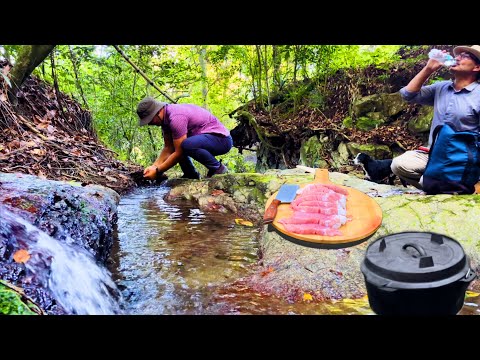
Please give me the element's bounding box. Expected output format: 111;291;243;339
143;165;158;180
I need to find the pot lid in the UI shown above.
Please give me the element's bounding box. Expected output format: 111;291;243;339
362;232;468;285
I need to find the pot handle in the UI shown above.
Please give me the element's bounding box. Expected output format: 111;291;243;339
402;243;435;267
402;243;427;257
460;268;477;283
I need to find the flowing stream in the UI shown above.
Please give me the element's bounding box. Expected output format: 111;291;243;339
2;209;121;315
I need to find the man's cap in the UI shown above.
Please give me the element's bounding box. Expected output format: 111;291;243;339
453;45;480;63
137;97;167;126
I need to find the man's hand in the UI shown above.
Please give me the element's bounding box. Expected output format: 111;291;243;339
143;165;159;180
425;58;444;72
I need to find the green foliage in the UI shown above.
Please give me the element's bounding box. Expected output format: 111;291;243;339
343;116;353;128
428;75;448;85
376;73;390;82
0;282;37;315
219;147;256;173
329;45;402;70
308;87;325;109
14;44;411;171
286;82;313;113
0;45;22;63
356;116;385;131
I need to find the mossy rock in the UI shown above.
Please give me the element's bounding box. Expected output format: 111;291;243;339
352;92;408;119
347;143;392;159
331;142;350;168
300;135;328;168
352;94;383;116
380;92;408;117
408;106;434;134
356;116;386;131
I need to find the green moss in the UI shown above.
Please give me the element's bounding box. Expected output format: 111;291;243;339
374;194;480;252
0;284;37;315
235;174;282;187
248;187;267;204
343;116;353;128
408;106;433;133
308;89;325;109
347;143;392;158
356;116;385;131
300;136;328;168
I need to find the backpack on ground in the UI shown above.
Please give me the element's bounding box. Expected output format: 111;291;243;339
422;122;480;195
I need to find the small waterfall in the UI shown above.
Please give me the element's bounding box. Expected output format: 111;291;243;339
2;209;122;315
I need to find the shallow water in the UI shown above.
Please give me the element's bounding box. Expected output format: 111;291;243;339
111;186;480;315
110;186;263;314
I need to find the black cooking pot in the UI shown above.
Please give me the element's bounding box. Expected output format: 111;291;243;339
361;232;476;315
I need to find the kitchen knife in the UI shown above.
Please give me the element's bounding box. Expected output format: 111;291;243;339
263;184;300;224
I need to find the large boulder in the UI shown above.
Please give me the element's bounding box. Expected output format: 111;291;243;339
243;172;480;303
352;92;408;120
346;143;392;159
408;106;434;134
299;135;329;169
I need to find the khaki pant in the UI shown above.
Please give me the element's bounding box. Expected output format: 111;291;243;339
391;150;429;190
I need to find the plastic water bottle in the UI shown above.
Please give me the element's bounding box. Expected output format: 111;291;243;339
428;49;456;67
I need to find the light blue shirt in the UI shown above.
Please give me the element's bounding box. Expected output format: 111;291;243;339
400;80;480;146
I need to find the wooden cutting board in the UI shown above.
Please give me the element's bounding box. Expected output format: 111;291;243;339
265;169;383;245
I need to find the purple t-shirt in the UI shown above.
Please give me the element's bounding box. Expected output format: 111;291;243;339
162;104;230;140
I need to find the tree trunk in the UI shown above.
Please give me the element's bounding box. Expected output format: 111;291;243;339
293;45;299;83
248;61;258;109
272;45;282;92
199;45;208;109
8;45;55;102
255;45;264;110
263;45;272;113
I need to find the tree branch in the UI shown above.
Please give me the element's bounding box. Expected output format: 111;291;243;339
112;45;175;103
68;46;89;109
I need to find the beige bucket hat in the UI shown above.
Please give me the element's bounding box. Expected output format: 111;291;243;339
453;45;480;62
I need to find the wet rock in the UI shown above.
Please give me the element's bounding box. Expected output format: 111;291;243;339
198;194;237;213
0;172;119;314
0;213;66;314
0;172;119;262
